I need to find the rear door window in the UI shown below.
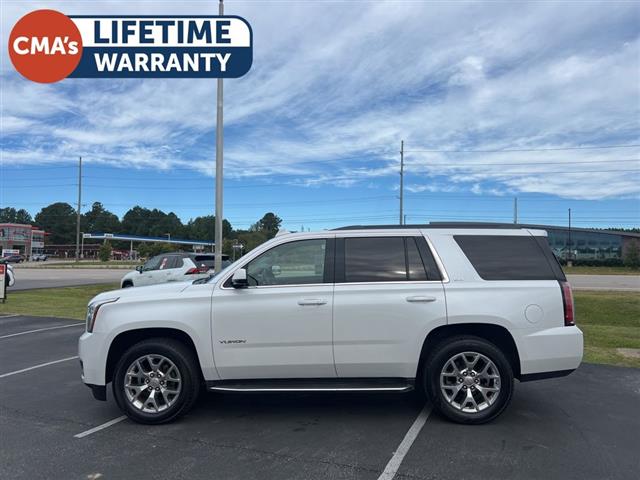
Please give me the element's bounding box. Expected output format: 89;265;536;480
193;255;216;270
406;237;428;281
344;237;406;283
341;236;441;283
454;235;559;280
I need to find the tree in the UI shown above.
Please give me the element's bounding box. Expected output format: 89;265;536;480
184;215;232;241
82;202;120;234
623;240;640;269
137;242;176;259
252;212;282;238
0;207;33;224
98;241;112;262
121;207;185;239
121;206;154;236
34;202;76;244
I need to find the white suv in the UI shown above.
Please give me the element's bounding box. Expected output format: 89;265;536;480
120;253;230;288
79;227;583;425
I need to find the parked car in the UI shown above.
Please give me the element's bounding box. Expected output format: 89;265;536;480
31;254;48;262
79;226;583;425
3;254;24;263
120;252;231;288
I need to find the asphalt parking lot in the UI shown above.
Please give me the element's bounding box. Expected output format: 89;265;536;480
1;315;639;480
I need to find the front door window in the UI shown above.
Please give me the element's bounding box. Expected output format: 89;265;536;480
245;239;327;286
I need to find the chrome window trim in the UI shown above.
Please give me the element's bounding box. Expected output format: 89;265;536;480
423;234;450;283
334;280;443;286
218;232;449;289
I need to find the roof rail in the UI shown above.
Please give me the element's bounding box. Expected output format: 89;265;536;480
332;223;525;231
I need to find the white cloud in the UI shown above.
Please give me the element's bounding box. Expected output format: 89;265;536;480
1;0;639;200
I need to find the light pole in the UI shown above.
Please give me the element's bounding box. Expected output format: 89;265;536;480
399;140;404;225
75;156;82;262
214;0;225;273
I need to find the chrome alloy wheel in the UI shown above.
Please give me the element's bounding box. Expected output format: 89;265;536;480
440;351;501;413
124;354;182;414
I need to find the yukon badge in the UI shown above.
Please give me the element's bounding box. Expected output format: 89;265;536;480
219;339;247;344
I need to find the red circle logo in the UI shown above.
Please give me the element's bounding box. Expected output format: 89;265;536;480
8;9;83;83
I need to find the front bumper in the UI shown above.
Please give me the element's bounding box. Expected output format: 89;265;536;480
78;331;108;387
85;383;107;401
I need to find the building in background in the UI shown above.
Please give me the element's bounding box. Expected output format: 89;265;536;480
429;222;640;263
0;223;46;258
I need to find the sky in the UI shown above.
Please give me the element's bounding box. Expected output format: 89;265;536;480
1;0;639;232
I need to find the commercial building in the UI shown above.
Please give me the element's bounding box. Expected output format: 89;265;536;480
0;223;46;257
429;222;640;262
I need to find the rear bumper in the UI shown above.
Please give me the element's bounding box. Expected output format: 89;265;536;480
519;368;575;382
516;325;583;376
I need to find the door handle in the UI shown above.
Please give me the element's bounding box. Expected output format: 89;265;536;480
406;296;437;303
297;298;328;306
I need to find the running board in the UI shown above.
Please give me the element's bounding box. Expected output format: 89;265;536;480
206;378;414;393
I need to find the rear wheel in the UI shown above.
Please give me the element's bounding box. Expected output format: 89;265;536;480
113;338;200;424
121;281;133;288
424;336;513;424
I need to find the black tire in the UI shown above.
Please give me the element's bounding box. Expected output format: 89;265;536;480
121;281;133;288
113;338;201;424
423;335;514;424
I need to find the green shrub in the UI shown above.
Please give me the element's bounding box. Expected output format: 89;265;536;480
98;241;112;262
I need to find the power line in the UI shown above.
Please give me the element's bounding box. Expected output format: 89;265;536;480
4;167;639;190
403;144;640;153
404;158;640;167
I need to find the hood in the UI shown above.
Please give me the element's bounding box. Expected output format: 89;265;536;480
89;280;194;305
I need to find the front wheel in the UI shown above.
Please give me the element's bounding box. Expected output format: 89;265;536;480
113;338;200;424
424;336;514;424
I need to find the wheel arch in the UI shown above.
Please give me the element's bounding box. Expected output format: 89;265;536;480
106;328;202;384
416;323;521;380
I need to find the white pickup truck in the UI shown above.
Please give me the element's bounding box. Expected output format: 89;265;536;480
79;226;583;425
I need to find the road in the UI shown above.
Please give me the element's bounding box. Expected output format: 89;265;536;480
0;314;638;480
8;268;639;292
8;268;125;290
567;274;640;292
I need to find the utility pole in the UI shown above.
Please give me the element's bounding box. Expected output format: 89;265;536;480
568;208;572;263
75;156;82;262
214;0;225;273
399;140;404;225
513;197;518;224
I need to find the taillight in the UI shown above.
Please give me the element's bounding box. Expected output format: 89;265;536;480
559;281;575;326
185;266;209;275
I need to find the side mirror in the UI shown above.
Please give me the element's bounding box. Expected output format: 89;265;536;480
136;265;143;273
231;268;248;288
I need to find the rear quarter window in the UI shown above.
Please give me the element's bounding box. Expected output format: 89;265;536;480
454;235;559;280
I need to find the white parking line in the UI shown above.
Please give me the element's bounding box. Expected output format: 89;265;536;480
0;323;84;339
0;356;79;378
377;406;431;480
0;314;20;318
74;416;127;438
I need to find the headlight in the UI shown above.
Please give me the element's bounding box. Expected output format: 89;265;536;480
86;298;119;332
